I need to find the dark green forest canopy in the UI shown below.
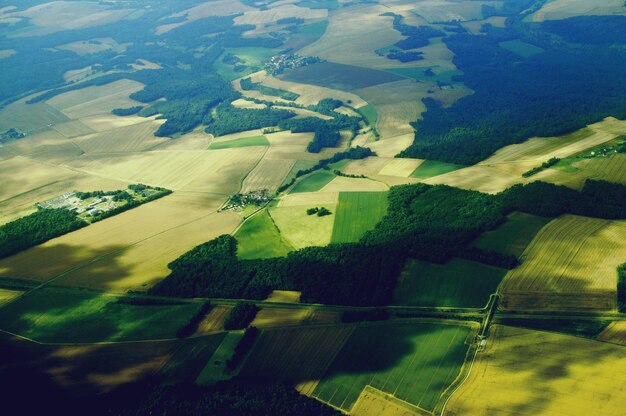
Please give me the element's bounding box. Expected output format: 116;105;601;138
400;15;626;165
150;180;626;306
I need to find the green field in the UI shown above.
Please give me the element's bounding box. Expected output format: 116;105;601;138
356;104;378;128
499;39;544;58
290;170;336;193
393;258;506;308
214;47;278;81
209;135;269;149
158;333;227;384
196;331;244;385
297;0;340;10
313;322;473;412
331;192;388;243
387;66;463;84
410;160;465;179
296;20;329;36
235;210;293;259
0;288;201;343
471;212;553;257
280;62;403;91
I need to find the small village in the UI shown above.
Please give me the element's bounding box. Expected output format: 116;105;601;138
221;189;274;212
264;54;321;75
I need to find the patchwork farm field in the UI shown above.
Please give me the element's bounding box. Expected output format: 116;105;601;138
235;210;293;259
331;192;388;243
0;287;200;343
313;321;474;413
500;215;626;311
471;212;554;257
290;170;336;193
394;258;506;308
446;325;626;416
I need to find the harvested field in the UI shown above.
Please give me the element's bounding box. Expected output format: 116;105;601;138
409;0;497;23
394;258;506;308
313;321;474;413
46;79;145;119
79;114;150;132
234;4;327;27
241;325;356;396
530;0;625;22
73;120;166;153
597;321;626;347
0;288;22;306
241;158;294;193
379;158;424;177
537;154;626;189
342;156;423;178
250;71;367;107
251;307;313;328
270;204;336;249
446;325;626;416
0;99;69;133
156;0;253;34
278;191;339;207
331;192;388;243
320;176;388;192
422;164;525;194
500;215;626;312
0;287;201;343
365;134;414;158
235;210;293;259
471;212;553;257
280;62;404;91
51;120;95;138
57;37;127;55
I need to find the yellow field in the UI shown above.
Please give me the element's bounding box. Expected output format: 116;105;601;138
231;98;266;110
343;156;423;178
352;386;425;416
241;325;356;395
234;4;327;28
365;134;415;158
196;305;233;335
446;325;626;416
80;114;151;132
356;80;427;140
500;215;626;312
0;288;23;306
278;191;340;208
251;307;313;328
74;120;166;153
265;290;302;303
300;4;410;70
46;79;145;119
530;0;625;22
241;71;368;107
241;158;294;193
0;193;242;291
597;321;626;347
269;204;337;249
320;177;389;192
423;165;526;194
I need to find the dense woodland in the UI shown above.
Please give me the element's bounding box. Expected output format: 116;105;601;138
401;14;626;164
205;104;295;137
151;180;626;306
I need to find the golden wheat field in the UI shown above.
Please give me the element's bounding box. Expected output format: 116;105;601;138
351;386;425;416
241;158;295;193
445;325;626;416
499;215;626;312
251;307;314;329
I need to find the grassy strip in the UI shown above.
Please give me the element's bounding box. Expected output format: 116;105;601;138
209;135;269;150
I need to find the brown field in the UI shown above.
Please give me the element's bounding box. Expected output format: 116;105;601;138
47;79;145;119
320;176;389;192
240;325;355;395
156;0;253;34
499;215;626;312
2;2;137;37
0;193;242;291
596;322;626;347
300;3;411;70
445;325;626;416
195;306;233;335
356;80;427;140
234;4;327;28
352;386;426;416
530;0;625;22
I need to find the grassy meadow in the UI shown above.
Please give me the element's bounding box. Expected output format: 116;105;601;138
209;135;269;149
331;192;388;243
410;160;465;179
234;210;293;259
290;170;336;193
0;288;201;343
393;258;507;308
